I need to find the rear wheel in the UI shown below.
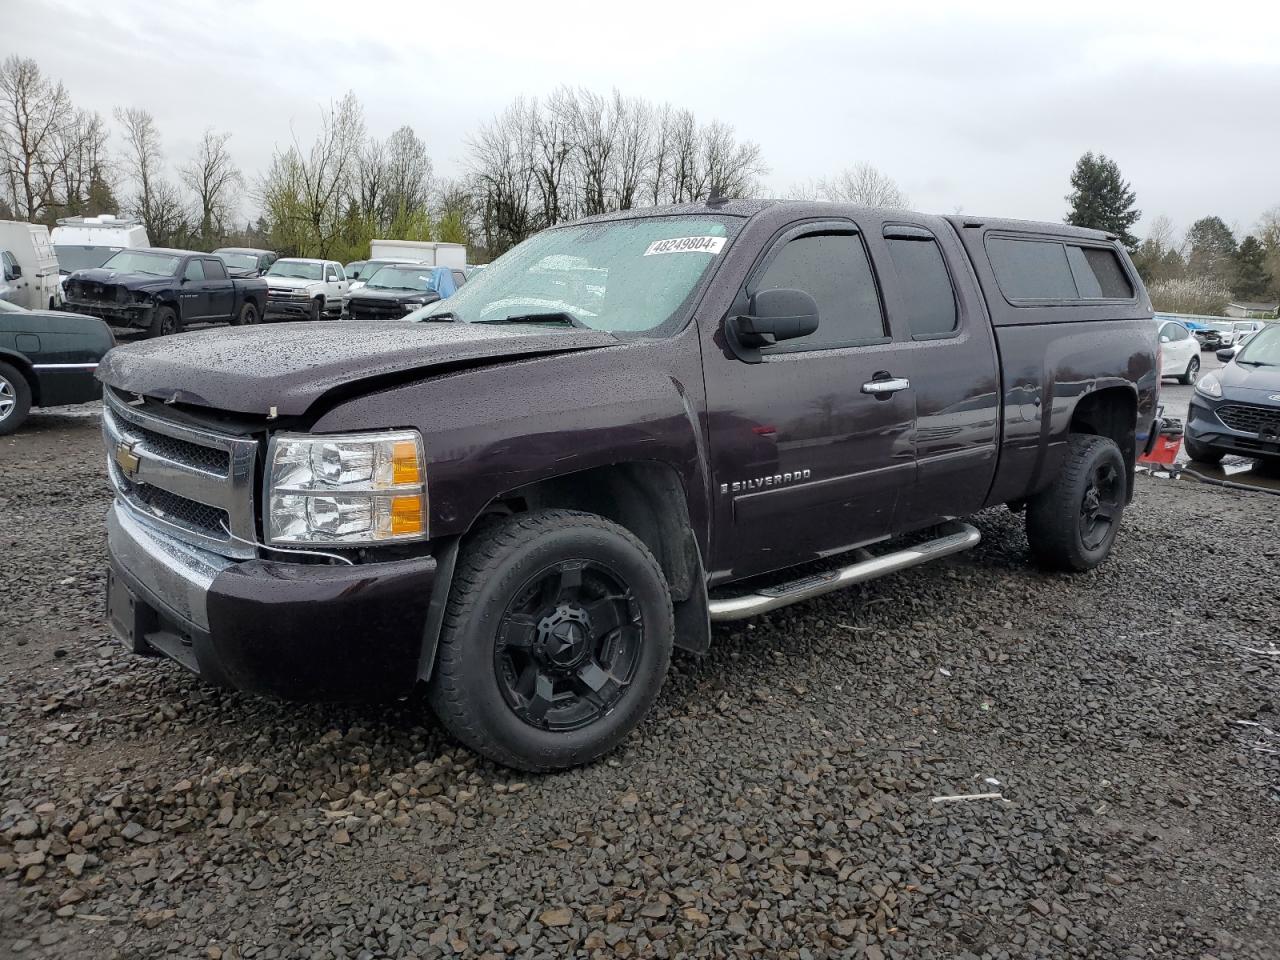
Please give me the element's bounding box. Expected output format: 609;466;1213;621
1184;435;1225;465
149;305;180;338
1179;355;1200;385
428;509;674;772
0;361;33;435
1025;434;1126;572
233;302;260;326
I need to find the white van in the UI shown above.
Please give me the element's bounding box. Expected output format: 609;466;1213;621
50;215;152;291
0;221;63;310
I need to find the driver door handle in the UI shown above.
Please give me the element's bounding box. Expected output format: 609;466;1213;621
861;377;911;396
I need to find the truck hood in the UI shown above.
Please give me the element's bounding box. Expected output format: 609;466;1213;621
264;275;322;291
97;320;618;416
1219;361;1280;396
70;267;172;290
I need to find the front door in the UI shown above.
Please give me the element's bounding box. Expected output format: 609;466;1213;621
180;258;209;320
703;218;919;582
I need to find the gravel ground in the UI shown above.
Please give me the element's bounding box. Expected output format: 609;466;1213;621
2;409;1279;960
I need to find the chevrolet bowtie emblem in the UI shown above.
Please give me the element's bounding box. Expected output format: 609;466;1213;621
114;440;141;480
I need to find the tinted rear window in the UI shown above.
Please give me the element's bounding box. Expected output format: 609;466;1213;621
884;234;957;336
987;238;1077;300
988;236;1134;302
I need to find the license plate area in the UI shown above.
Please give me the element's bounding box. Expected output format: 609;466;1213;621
106;564;157;653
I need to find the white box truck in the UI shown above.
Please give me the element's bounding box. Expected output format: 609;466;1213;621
50;215;152;293
368;239;466;269
0;221;63;310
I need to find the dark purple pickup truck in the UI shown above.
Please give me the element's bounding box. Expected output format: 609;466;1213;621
98;200;1159;771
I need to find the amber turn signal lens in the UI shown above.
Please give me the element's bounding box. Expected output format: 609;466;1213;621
389;495;424;535
391;440;422;485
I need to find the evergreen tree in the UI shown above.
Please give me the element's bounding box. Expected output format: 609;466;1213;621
1185;216;1238;283
1233;235;1271;301
1064;152;1141;249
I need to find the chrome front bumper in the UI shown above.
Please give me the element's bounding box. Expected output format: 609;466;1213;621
107;502;235;633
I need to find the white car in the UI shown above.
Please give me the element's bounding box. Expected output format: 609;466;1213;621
262;258;349;321
1157;319;1201;385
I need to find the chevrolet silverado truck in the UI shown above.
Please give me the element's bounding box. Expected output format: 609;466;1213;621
98;200;1159;771
65;248;267;337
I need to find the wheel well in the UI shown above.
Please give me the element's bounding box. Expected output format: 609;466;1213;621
1069;387;1137;498
474;462;701;604
0;353;38;405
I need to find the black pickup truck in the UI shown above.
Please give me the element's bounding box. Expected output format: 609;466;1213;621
98;200;1158;771
65;248;268;337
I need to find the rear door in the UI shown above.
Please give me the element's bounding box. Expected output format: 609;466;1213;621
876;221;1000;526
203;258;234;319
703;216;918;581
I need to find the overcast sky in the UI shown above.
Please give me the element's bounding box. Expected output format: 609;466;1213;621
8;1;1280;238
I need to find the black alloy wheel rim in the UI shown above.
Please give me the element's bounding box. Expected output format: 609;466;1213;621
1080;460;1122;550
161;312;177;335
494;559;644;732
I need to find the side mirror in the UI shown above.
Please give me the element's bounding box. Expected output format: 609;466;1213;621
1216;349;1235;362
1160;335;1170;344
10;264;21;279
730;288;820;348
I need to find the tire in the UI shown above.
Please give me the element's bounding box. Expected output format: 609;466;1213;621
0;361;32;435
234;302;260;326
428;509;674;772
1183;435;1225;465
1025;434;1127;572
309;298;323;323
1178;355;1200;385
149;305;180;338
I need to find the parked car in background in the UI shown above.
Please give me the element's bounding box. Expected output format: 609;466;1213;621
346;265;459;320
1156;318;1201;384
98;200;1158;771
50;215;151;295
263;258;348;321
64;248;267;337
0;220;63;310
0;298;113;434
1195;321;1241;351
213;247;279;278
1185;323;1280;465
345;258;418;294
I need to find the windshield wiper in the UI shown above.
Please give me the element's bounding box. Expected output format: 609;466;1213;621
420;310;458;322
480;311;580;328
1236;359;1274;366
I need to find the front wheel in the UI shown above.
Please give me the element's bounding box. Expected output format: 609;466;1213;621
1025;434;1127;572
309;298;323;322
149;305;180;338
1179;355;1200;385
0;361;33;435
428;509;674;772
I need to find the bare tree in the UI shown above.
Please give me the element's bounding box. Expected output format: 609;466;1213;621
813;163;910;207
51;109;114;218
0;56;71;221
181;128;243;246
115;106;190;246
467;98;539;256
612;91;651;211
382;125;432;227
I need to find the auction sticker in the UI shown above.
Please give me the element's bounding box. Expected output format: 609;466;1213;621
643;236;726;256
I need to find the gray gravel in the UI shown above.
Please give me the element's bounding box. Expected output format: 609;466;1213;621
2;409;1279;959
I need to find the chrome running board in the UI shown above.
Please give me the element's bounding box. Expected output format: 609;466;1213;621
707;521;981;622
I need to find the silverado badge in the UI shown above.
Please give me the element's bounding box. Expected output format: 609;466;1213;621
114;440;141;480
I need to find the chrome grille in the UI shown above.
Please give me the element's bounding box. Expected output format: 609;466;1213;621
103;391;259;558
1217;404;1280;436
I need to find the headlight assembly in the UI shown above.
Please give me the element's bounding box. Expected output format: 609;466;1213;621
1194;372;1222;399
265;431;426;546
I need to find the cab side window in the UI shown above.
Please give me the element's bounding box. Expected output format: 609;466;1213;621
884;229;958;337
183;259;205;282
755;232;885;353
203;259;227;280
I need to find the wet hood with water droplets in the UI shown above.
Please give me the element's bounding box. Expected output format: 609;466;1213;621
97;321;618;416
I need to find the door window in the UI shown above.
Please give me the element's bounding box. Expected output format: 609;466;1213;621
884;230;958;337
183;259;205;282
754;232;885;352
